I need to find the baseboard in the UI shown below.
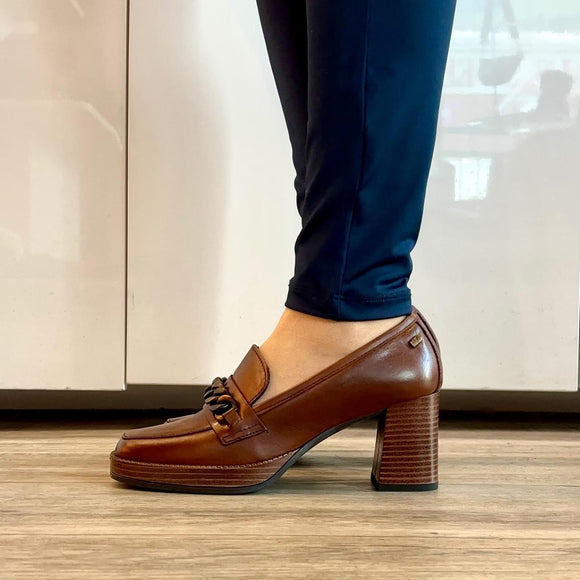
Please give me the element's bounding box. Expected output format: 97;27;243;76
0;385;579;413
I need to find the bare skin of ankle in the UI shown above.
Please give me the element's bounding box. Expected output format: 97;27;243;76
256;308;407;405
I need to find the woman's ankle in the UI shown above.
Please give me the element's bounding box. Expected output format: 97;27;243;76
256;309;408;404
262;308;407;356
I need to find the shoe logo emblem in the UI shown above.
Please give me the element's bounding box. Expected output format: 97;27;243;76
409;333;423;348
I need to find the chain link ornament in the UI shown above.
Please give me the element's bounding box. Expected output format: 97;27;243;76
203;376;239;423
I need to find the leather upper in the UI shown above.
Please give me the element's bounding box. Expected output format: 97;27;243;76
114;306;442;466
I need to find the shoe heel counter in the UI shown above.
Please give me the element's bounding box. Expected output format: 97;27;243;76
414;306;440;350
413;308;443;393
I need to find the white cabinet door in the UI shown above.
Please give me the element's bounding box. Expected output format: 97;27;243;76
0;1;127;390
127;0;298;385
127;1;580;393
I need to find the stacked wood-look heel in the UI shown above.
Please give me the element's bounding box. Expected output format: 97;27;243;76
371;391;439;491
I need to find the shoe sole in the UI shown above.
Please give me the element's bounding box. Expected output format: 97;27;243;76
110;410;438;494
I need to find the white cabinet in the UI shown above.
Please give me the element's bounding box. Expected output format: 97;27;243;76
126;1;299;385
0;1;127;390
126;1;580;393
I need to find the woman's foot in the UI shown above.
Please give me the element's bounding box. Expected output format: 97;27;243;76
257;308;408;405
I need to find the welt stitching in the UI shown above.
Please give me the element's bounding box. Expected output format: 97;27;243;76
222;425;265;444
113;450;296;470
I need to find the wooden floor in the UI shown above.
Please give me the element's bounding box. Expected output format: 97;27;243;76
1;412;579;579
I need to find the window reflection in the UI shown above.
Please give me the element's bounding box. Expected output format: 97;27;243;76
437;0;579;203
415;0;580;391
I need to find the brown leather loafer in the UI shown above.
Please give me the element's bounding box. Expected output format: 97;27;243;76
110;305;442;494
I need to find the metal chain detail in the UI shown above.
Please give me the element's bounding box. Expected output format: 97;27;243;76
203;376;238;421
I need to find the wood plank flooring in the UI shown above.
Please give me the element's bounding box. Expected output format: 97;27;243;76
0;412;579;579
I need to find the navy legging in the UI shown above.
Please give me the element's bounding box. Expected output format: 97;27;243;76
256;0;457;320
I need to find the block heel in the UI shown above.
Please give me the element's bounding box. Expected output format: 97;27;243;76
371;390;439;491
